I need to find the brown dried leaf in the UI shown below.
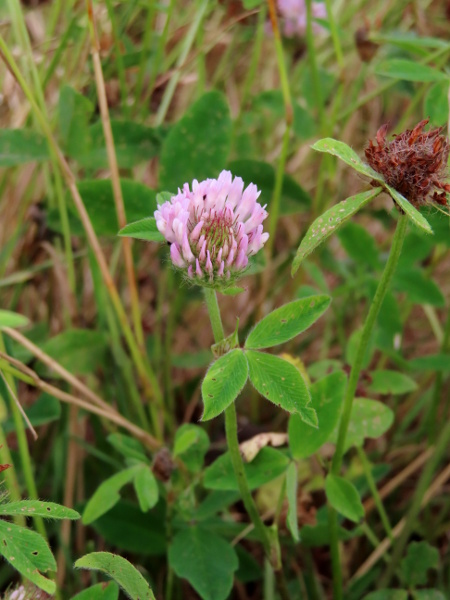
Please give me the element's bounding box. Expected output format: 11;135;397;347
239;432;288;463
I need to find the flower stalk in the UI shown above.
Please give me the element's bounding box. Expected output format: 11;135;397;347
203;288;278;567
329;214;408;599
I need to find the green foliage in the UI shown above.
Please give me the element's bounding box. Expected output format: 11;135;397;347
201;349;249;420
118;217;164;242
82;466;141;525
338;223;381;270
133;467;159;512
71;582;120;600
311;138;433;234
173;424;210;472
292;189;381;273
0;500;79;519
2;2;450;598
159;91;232;189
3;393;61;433
88;500;166;556
0;310;29;328
228;159;311;214
0;520;56;594
39;329;108;375
204;447;290;491
289;371;347;459
374;59;449;82
328;398;394;451
61;179;158;236
246;350;313;417
363;592;408;600
80;120;163;169
245;295;331;349
107;434;147;462
325;475;364;523
367;370;418;395
285;462;299;542
0;129;49;165
59;85;94;158
425;82;449;125
168;526;238;600
75;552;156;600
400;541;439;587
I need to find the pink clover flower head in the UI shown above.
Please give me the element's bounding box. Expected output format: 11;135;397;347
154;170;269;288
6;586;47;600
278;0;327;37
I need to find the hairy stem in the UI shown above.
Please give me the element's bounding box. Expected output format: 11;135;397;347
203;288;277;566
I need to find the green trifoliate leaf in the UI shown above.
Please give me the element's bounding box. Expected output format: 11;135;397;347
201;349;248;420
0;520;56;594
173;424;210;472
310;137;433;236
292;189;382;273
245;296;331;349
325;474;364;523
328;398;394;452
169;526;238;600
118;217;164;242
400;541;439;587
203;447;290;491
82;466;140;525
245;350;311;414
75;552;156;600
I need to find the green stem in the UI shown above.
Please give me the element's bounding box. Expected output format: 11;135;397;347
324;0;344;70
332;215;408;475
203;288;274;563
104;0;129;118
0;335;46;538
155;0;209;126
240;6;266;111
357;446;393;541
266;0;293;257
7;0;76;293
134;0;155;112
267;125;291;256
305;0;325;131
329;214;408;599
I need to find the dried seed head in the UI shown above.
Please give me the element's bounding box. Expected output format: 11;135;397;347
365;119;450;208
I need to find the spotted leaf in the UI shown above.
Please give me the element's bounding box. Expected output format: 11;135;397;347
201;349;249;420
245;350;311;414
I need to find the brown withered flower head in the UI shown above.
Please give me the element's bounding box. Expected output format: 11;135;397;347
365;119;450;208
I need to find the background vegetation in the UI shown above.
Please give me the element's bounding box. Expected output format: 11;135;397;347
0;0;449;598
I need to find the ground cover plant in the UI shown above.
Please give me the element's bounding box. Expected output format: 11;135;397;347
0;0;449;598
